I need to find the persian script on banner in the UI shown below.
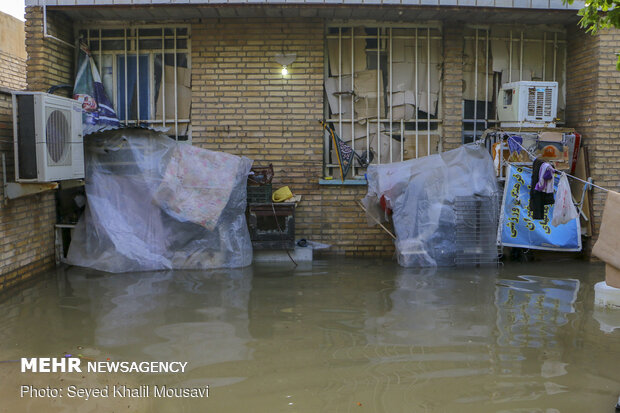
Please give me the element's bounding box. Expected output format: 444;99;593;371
499;165;581;252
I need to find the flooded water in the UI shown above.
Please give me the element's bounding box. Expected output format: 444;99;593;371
1;259;619;412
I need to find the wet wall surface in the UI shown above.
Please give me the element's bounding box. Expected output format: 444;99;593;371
0;259;618;412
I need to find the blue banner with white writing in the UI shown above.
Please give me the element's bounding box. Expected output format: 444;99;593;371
499;165;581;251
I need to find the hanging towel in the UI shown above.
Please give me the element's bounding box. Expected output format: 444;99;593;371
535;162;554;193
507;135;523;154
73;42;120;135
529;158;554;220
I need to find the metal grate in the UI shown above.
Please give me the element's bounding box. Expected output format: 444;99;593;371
46;109;69;164
324;24;444;178
543;87;553;117
462;26;567;144
78;25;191;141
454;194;500;267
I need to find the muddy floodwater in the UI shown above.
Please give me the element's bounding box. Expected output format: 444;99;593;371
1;259;619;412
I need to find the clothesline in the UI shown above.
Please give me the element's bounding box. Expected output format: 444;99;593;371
502;135;611;193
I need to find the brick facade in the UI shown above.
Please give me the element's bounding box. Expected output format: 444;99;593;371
12;5;620;269
566;28;620;252
191;18;394;255
0;7;74;292
0;51;27;91
25;7;74;95
441;23;464;151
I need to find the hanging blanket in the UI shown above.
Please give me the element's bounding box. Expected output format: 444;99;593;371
153;144;241;231
73;42;120;135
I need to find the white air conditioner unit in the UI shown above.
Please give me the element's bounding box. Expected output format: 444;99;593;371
497;81;558;128
12;92;84;182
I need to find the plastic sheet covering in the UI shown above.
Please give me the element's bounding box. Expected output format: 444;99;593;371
67;128;253;272
362;144;498;267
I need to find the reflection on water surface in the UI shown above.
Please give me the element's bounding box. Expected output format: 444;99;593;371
0;259;618;412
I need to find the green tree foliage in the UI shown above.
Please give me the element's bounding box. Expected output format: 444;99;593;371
564;0;620;69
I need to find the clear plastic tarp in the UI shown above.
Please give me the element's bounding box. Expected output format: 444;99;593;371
362;144;499;267
67;128;253;272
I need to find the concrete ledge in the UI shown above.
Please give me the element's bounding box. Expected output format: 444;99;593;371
253;246;313;263
319;179;367;186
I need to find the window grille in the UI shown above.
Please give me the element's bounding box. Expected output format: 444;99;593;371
324;24;444;179
462;26;567;144
77;25;191;141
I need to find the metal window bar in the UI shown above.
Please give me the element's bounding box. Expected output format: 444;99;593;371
136;28;141;125
389;27;393;163
174;28;178;140
351;27;355;176
325;25;444;178
124;27;128;126
462;27;568;144
161;28;166;129
377;27;381;165
415;27;419;159
338;27;342;162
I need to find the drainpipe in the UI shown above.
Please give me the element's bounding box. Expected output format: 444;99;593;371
43;3;75;49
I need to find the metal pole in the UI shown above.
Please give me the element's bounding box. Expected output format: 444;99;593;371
389;27;393;163
124;27;128;125
400;119;404;162
338;28;342;149
427;27;430;156
98;29;102;96
136;27;141;124
377;27;381;164
474;29;478;143
553;32;557;82
162;27;166;128
366;119;370;160
351;27;355;176
485;29;489;130
542;32;546;81
508;30;512;83
415;28;419;159
519;31;523;81
174;28;178;139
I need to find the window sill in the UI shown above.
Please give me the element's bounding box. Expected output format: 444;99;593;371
319;179;368;186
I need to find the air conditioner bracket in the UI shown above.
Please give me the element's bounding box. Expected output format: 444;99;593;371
2;153;58;205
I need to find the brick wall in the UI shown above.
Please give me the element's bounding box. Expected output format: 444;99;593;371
25;7;74;94
566;27;620;251
16;8;619;259
0;7;74;291
191;18;394;255
0;52;27;91
442;23;464;151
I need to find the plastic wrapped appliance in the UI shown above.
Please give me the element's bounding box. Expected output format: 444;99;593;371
363;144;499;268
67;128;253;272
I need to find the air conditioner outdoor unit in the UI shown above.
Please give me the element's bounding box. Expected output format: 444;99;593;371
497;81;558;128
12;92;84;182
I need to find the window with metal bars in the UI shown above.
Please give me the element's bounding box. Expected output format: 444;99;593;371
462;25;567;144
77;25;191;141
324;24;444;180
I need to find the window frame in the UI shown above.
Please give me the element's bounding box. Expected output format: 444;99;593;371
76;23;192;142
324;21;444;179
461;25;568;144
